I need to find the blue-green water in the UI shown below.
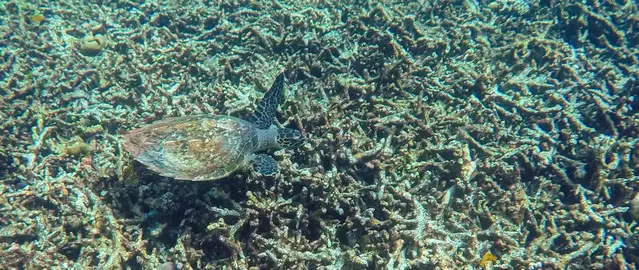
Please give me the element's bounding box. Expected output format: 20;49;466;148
1;0;638;269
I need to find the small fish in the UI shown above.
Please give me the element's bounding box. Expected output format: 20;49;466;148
479;252;497;269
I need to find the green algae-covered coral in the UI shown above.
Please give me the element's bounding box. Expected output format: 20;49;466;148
61;137;93;156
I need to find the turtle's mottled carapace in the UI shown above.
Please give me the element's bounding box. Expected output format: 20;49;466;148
122;72;303;181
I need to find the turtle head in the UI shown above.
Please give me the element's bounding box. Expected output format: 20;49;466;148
277;128;303;148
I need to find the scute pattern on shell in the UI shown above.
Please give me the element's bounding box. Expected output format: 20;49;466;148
122;115;259;181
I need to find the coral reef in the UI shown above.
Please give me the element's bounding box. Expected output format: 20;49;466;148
1;0;638;269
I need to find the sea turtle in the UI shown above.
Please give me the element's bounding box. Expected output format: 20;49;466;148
121;72;303;181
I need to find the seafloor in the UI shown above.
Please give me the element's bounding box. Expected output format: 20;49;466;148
1;0;638;269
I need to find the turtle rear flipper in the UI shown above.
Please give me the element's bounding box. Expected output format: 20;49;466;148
251;72;285;129
253;154;278;176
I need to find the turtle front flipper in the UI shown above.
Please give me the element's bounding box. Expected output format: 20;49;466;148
251;72;285;129
253;154;278;176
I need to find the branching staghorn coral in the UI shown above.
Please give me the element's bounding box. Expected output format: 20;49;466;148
1;0;638;269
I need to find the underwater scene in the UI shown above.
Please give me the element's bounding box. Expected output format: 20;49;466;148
1;0;639;269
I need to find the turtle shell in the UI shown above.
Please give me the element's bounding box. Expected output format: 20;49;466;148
122;115;259;181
